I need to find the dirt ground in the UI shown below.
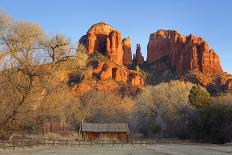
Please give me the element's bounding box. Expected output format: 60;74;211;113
1;143;232;155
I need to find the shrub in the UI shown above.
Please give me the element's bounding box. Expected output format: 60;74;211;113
188;85;211;108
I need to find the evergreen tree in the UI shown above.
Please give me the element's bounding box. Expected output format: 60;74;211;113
188;85;210;108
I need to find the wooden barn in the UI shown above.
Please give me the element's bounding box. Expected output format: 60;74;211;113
81;123;129;141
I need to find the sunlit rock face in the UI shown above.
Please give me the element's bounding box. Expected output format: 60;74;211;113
80;22;124;65
147;29;232;86
147;29;223;74
122;37;132;65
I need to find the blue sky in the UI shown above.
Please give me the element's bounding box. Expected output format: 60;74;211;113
1;0;232;73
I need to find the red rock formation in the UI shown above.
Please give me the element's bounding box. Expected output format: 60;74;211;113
72;60;144;93
147;29;228;85
80;22;124;65
106;30;124;65
133;44;144;65
122;37;132;65
97;61;144;87
76;22;144;94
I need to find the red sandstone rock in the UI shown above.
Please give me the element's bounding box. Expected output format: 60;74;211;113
128;71;144;87
122;37;132;65
80;22;124;65
133;43;144;65
72;59;144;94
106;30;123;65
100;63;113;80
76;22;144;93
147;29;226;85
112;66;128;83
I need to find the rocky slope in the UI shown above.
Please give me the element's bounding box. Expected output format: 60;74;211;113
146;29;232;90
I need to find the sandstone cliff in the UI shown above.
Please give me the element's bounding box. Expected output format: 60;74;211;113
122;37;132;65
147;29;231;87
80;22;124;65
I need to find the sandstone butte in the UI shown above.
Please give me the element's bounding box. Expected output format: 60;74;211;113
74;22;144;93
147;29;232;88
80;22;133;65
72;23;232;93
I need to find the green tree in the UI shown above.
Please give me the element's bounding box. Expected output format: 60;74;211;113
188;85;210;108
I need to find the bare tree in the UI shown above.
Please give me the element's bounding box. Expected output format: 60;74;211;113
42;35;73;65
74;91;99;137
135;80;194;137
0;13;45;131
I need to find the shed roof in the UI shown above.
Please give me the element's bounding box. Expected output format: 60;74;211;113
82;123;129;132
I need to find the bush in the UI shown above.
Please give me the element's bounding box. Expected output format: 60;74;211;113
188;85;210;108
189;104;232;144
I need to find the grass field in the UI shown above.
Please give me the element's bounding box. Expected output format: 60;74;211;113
1;143;232;155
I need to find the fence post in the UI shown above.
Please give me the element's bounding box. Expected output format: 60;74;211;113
53;139;55;146
36;139;39;147
132;139;133;146
29;140;31;148
22;139;24;149
66;140;68;146
12;141;15;150
43;139;45;147
140;140;142;145
2;141;5;151
113;140;115;146
79;140;80;147
101;140;103;147
91;140;92;148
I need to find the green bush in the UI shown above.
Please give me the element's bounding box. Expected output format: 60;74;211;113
188;85;211;108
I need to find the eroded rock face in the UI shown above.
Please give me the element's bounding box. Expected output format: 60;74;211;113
80;22;124;65
147;29;228;85
122;37;132;65
72;60;144;93
133;44;144;65
97;61;144;87
147;30;223;74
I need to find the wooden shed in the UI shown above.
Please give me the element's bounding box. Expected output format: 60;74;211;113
81;123;129;141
